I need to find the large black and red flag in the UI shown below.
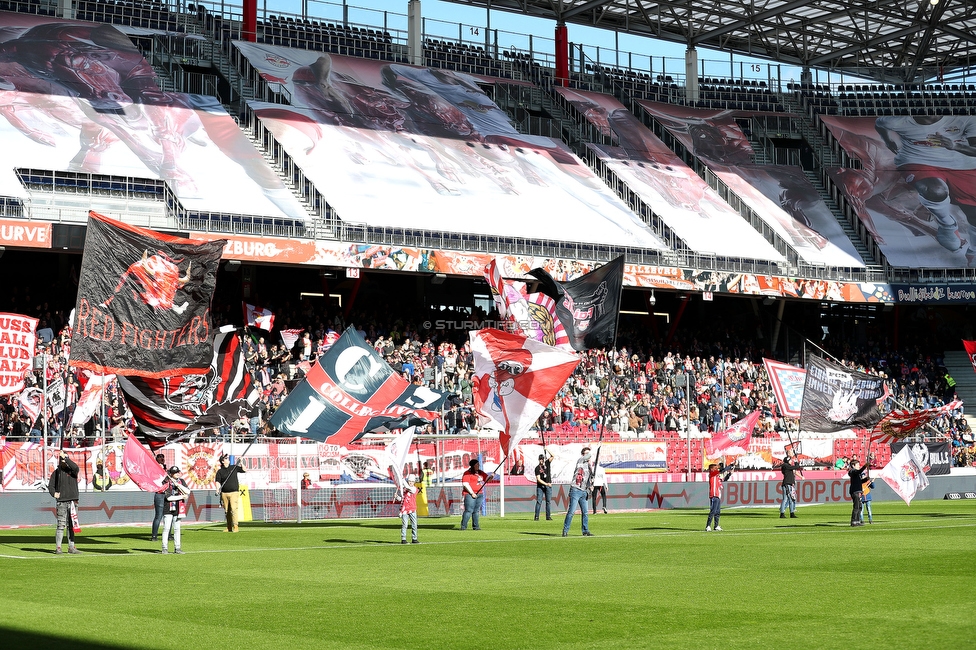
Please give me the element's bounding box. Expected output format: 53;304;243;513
270;327;446;445
116;326;259;449
799;355;886;433
528;255;624;351
69;211;226;378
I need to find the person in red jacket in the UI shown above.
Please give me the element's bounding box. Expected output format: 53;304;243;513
705;462;735;532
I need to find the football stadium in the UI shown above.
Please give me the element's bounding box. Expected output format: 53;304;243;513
1;0;976;647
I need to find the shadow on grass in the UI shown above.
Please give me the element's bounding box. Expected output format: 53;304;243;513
879;511;971;518
0;627;136;649
519;531;559;537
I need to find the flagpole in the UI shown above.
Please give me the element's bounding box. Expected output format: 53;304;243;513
295;435;302;524
588;256;626;496
40;351;48;467
99;372;107;493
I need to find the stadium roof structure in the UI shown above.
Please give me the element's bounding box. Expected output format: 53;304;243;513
446;0;976;83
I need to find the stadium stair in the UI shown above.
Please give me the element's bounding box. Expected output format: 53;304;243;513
780;91;887;272
942;350;976;431
801;169;880;266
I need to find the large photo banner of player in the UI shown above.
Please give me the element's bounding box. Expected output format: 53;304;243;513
822;115;976;268
233;42;668;249
0;13;307;221
552;87;784;261
634;99;863;268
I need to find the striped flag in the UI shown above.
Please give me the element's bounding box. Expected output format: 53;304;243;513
0;437;16;491
118;326;258;447
280;329;302;350
870;400;962;444
483;261;570;348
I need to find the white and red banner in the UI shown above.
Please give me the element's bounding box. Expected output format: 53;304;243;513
0;437;17;490
244;302;275;331
71;373;115;426
122;434;169;493
762;358;807;417
705;410;760;459
470;328;579;456
0;313;38;396
18;387;43;423
280;329;302;350
879;444;929;505
870;400;962;444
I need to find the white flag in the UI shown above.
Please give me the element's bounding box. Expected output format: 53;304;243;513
71;374;115;426
385;426;416;494
47;377;66;415
878;445;930;505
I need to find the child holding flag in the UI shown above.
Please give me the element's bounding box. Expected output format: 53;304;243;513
400;474;420;544
161;467;189;554
705;462;735;532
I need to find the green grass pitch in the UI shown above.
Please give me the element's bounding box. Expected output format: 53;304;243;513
2;500;975;649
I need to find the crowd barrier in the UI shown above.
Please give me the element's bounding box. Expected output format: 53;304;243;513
2;475;972;528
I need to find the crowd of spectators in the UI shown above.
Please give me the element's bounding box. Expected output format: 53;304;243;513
1;287;973;468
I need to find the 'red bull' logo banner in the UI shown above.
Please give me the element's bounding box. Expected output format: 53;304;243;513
69;211;226;378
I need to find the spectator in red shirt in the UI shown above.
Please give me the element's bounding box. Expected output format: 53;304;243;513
460;459;494;531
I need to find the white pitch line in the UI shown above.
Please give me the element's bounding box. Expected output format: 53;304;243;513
3;518;975;559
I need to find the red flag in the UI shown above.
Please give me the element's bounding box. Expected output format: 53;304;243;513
243;302;275;331
964;340;976;374
469;328;579;456
705;411;760;459
122;434;169;492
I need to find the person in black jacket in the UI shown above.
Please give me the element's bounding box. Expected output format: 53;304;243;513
160;466;189;554
847;457;868;527
50;451;82;555
151;453;167;541
779;453;804;519
215;454;245;532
